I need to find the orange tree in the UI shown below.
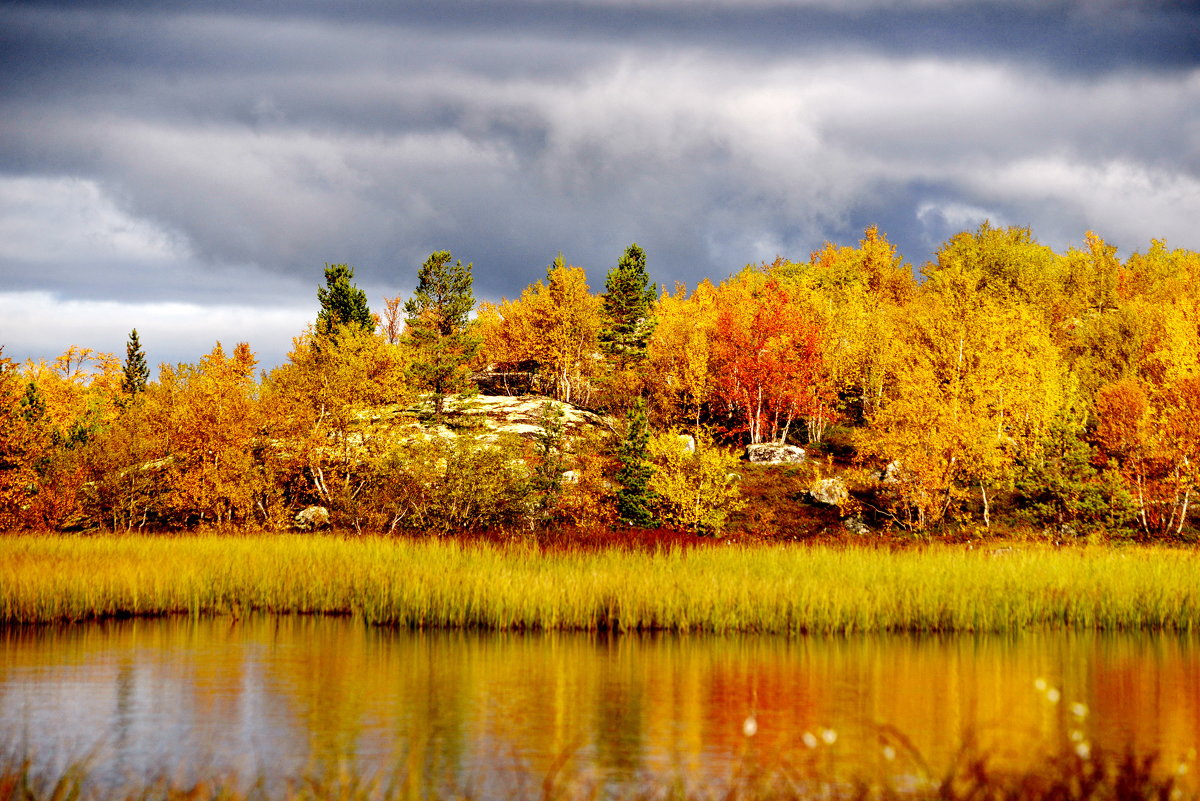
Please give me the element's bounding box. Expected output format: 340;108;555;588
708;269;828;445
149;342;263;527
1093;376;1200;538
262;325;409;531
0;349;40;528
11;346;124;528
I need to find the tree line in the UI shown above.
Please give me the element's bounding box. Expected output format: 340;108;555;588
2;223;1199;538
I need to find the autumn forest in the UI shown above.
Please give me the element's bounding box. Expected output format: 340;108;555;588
3;223;1200;540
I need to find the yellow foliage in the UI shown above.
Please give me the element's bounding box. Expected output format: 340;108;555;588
646;280;718;427
860;294;1065;529
647;430;745;535
261;326;411;528
475;262;602;405
152;341;262;527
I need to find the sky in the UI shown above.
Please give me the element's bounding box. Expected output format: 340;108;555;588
2;0;1198;370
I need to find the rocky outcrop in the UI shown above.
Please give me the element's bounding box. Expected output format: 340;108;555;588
442;395;613;440
366;394;613;446
745;443;806;464
294;505;330;530
808;477;849;507
843;516;871;535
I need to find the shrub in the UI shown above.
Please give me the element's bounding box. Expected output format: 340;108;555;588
376;434;532;534
648;430;745;535
549;431;617;529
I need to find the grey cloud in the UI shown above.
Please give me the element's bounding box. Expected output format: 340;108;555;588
1;0;1199;367
5;2;1198;88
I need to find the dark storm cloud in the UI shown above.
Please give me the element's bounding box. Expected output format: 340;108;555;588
6;0;1199;77
1;0;1198;366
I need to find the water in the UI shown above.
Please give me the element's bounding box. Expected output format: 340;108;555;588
2;617;1198;795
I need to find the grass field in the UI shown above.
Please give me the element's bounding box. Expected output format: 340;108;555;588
2;533;1198;633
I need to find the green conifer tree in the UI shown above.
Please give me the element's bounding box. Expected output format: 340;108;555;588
20;381;46;422
530;400;567;520
121;328;150;396
616;397;656;526
600;243;657;368
403;250;480;417
317;263;375;337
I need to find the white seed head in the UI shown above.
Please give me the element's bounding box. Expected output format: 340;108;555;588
1075;742;1091;760
1070;702;1088;719
882;745;896;762
802;731;818;749
743;716;758;737
821;728;838;745
1034;678;1048;692
1046;688;1062;704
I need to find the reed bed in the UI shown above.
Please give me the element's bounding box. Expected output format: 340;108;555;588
2;533;1199;633
3;744;1196;801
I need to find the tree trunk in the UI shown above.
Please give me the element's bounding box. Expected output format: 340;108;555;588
980;482;990;529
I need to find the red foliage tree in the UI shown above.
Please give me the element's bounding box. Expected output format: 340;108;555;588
710;278;828;444
1094;377;1200;537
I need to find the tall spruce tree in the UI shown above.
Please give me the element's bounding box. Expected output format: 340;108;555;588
317;263;375;337
403;250;480;417
600;243;657;368
121;328;150;396
615;397;656;526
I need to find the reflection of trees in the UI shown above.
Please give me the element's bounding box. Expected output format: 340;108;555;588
1088;635;1200;759
113;659;133;773
382;630;470;793
593;635;646;777
253;622;472;787
5;620;1200;793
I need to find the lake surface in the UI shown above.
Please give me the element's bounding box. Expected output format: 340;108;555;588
2;617;1198;795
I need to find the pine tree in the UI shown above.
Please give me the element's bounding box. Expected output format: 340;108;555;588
403;250;480;417
317;263;375;337
122;328;150;396
600;243;657;368
615;397;656;526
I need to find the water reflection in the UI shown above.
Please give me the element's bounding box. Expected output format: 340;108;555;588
1;618;1197;793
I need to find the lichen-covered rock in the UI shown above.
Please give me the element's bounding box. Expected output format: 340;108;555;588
403;395;613;443
745;443;806;464
808;477;849;507
294;505;330;530
844;516;871;535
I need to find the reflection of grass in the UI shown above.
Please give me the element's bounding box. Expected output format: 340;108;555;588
2;741;1196;800
3;534;1200;632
